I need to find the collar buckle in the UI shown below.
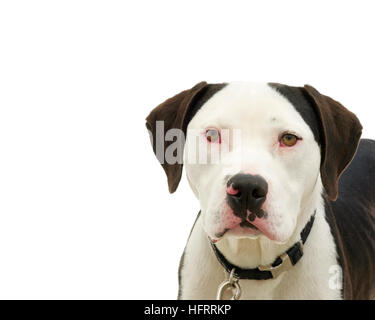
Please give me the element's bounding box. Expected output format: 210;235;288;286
258;240;303;278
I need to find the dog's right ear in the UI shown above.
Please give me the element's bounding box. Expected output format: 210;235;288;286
145;82;208;193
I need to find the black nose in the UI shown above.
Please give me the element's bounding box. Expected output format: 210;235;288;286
226;173;268;218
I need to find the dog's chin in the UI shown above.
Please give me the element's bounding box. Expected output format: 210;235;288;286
209;223;292;244
225;225;262;240
209;225;262;243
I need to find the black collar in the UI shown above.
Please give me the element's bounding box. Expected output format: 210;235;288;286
210;212;316;280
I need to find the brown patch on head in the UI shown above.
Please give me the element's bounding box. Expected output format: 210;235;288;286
302;85;362;200
146;82;226;193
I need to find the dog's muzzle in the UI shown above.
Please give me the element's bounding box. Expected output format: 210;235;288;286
226;173;268;221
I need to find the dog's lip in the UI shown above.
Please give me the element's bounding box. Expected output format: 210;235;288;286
213;228;230;240
212;221;260;242
245;216;281;241
211;211;280;242
240;219;259;230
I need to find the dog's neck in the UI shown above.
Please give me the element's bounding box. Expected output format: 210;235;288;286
214;180;323;269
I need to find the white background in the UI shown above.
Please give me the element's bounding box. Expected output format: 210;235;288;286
0;0;374;299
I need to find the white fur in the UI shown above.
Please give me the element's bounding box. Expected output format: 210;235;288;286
180;82;342;299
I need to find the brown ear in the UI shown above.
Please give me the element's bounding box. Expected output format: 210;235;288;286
302;85;362;200
146;81;209;193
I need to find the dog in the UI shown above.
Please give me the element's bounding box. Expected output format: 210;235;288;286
146;82;375;300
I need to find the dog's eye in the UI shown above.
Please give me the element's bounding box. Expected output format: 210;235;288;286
205;129;221;143
280;133;299;147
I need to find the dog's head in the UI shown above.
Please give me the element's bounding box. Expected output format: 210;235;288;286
146;82;362;243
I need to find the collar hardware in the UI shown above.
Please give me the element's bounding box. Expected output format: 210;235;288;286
216;268;241;300
258;240;303;278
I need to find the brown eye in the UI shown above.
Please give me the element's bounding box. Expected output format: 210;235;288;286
205;129;221;143
280;133;298;147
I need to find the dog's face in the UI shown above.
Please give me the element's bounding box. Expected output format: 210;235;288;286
146;82;362;244
184;83;321;242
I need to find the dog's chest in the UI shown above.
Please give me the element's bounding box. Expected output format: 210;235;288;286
180;210;342;300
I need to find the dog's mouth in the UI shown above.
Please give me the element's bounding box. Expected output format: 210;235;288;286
239;219;259;230
212;218;260;242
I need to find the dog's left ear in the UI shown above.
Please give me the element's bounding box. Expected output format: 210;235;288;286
303;85;362;200
146;81;209;193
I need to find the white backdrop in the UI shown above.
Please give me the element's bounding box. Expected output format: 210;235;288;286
0;0;374;299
